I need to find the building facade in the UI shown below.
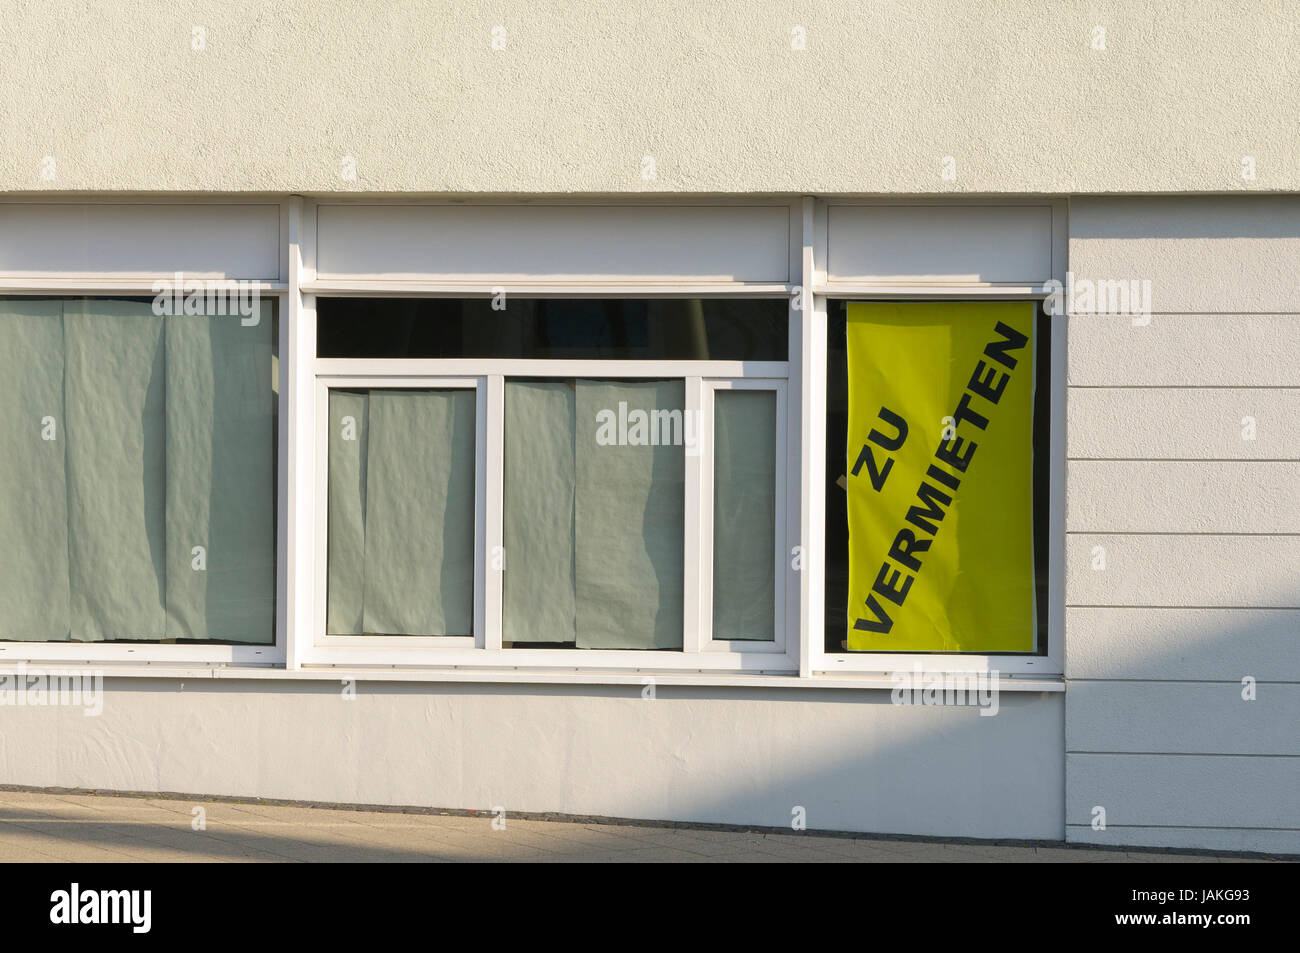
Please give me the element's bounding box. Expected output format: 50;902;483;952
0;2;1296;854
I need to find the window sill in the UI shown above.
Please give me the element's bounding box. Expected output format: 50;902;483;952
5;662;1066;692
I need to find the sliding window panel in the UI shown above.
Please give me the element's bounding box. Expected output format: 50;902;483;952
712;389;777;641
573;380;685;650
502;381;577;644
327;389;476;636
363;390;476;636
0;300;71;641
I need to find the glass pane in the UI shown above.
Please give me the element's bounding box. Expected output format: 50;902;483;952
318;298;788;361
0;296;276;644
327;388;476;636
501;381;576;644
712;390;777;641
503;378;684;649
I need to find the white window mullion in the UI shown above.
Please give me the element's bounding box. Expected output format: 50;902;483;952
797;197;826;677
682;375;708;653
311;373;330;654
483;374;504;651
773;379;789;654
285;194;315;670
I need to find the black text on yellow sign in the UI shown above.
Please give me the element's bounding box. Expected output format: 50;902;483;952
845;302;1037;653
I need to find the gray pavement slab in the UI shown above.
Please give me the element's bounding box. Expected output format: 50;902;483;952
0;791;1283;863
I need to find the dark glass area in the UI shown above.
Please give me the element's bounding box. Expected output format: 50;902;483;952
825;303;851;653
824;300;1051;655
316;298;788;361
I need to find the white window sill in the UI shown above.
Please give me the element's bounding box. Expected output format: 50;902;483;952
2;663;1066;692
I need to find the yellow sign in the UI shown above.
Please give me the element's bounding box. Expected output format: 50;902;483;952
845;301;1037;652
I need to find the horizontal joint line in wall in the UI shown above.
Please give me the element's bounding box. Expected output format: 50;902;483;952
1068;751;1300;758
1065;823;1300;832
1066;604;1300;610
1065;531;1300;537
1065;677;1300;685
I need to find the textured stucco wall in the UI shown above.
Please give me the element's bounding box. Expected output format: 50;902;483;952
1;1;1295;194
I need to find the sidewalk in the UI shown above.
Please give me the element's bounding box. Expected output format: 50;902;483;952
0;791;1277;863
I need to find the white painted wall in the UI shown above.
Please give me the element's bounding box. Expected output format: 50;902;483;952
1064;196;1300;854
0;203;282;279
315;204;792;282
0;680;1064;840
826;204;1056;285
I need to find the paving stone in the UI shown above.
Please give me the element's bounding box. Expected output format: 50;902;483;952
0;791;1277;863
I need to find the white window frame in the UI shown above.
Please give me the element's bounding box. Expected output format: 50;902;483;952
302;351;796;672
0;196;290;667
699;378;789;654
801;197;1067;677
313;375;486;650
0;195;1066;686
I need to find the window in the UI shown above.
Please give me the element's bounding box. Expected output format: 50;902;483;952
0;296;278;644
317;297;788;361
0;198;1065;679
708;383;784;644
503;378;684;649
313;297;792;666
326;387;477;638
824;300;1052;656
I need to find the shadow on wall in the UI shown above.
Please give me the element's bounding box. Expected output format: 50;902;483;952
5;677;1064;841
1062;597;1300;850
4;597;1294;848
